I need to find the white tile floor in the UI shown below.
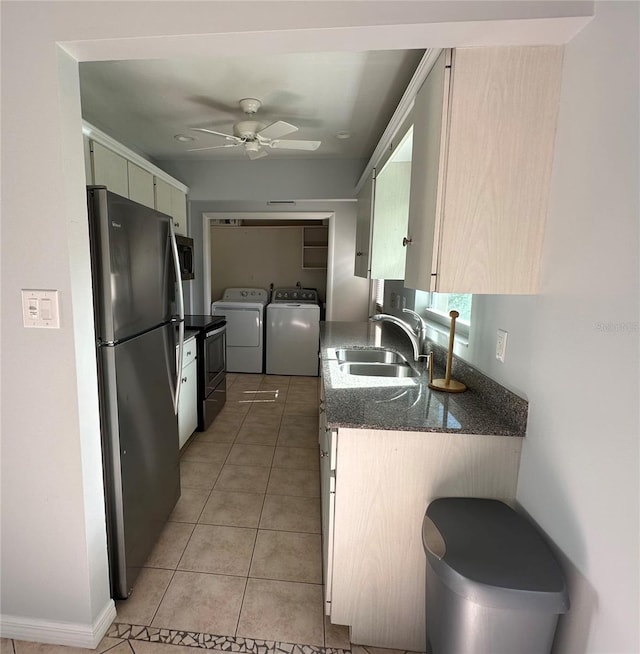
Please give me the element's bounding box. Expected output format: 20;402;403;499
1;374;422;654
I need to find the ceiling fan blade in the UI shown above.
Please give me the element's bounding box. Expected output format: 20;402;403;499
191;127;242;142
258;120;298;140
246;147;268;160
269;139;321;151
186;143;240;152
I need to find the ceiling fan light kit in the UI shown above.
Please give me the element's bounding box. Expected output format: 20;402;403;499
187;97;321;159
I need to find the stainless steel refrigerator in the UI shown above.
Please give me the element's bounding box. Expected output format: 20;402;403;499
87;186;185;599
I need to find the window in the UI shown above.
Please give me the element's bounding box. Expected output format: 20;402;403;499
415;291;472;339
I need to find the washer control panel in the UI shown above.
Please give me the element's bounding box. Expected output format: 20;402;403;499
272;288;318;304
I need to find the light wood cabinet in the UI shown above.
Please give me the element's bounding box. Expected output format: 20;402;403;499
127;161;155;208
177;336;198;449
319;382;337;616
404;46;563;294
327;426;522;651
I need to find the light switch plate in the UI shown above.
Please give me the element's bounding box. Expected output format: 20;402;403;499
22;289;60;328
496;329;508;362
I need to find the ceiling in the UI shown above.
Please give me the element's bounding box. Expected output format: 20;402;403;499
79;50;424;164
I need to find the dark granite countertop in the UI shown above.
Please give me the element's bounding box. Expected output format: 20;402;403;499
320;321;527;437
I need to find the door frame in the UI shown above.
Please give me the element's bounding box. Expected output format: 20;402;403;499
202;211;334;315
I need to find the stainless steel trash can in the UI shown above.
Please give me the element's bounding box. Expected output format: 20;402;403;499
422;498;569;654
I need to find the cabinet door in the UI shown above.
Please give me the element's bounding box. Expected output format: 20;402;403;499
370;161;411;280
354;170;375;278
170;185;187;236
154;177;173;216
155;177;187;235
91;141;129;197
178;359;198;449
404;50;450;292
127;161;155;208
437;47;563;293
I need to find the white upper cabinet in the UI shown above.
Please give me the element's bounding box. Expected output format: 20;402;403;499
354;170;375;278
370;159;411;281
155;177;187;236
170;184;187;236
91;141;129;198
85;123;189;235
355;127;413;281
404;46;563;294
127;161;155;209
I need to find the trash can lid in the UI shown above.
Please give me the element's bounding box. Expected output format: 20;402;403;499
423;498;569;612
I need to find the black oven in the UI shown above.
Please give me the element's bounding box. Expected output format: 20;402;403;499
184;315;227;430
202;323;226;429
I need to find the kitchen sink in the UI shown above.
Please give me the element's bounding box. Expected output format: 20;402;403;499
335;348;407;364
339;362;420;378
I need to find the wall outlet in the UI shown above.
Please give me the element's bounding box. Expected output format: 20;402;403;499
496;329;508;362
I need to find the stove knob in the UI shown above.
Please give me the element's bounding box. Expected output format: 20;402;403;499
241;290;248;297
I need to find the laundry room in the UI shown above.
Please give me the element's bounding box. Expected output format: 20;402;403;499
208;218;329;308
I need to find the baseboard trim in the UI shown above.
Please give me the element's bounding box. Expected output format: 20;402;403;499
0;600;116;648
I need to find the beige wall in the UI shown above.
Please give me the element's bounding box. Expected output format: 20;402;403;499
210;226;327;303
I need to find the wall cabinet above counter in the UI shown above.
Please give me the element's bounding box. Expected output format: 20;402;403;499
356;46;563;294
83;122;189;236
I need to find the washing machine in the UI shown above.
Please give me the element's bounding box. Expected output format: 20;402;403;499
266;288;320;376
211;288;269;373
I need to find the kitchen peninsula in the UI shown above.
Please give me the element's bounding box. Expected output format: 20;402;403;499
319;321;526;651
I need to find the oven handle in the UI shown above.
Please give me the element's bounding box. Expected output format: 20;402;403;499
206;325;226;339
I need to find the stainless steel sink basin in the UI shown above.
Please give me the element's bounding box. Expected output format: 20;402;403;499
339;362;419;378
335;348;407;364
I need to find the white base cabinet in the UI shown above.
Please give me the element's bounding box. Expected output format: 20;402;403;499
324;426;522;651
177;336;198;449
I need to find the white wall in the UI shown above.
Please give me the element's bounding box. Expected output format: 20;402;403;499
430;4;638;651
159;159;371;318
0;14;113;645
0;0;604;648
157;159;365;202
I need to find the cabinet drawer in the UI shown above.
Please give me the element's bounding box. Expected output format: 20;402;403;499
178;336;197;368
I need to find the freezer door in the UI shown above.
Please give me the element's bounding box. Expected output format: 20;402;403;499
88;187;175;342
98;323;180;599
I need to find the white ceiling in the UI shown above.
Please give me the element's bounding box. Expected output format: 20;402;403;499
79;50;424;163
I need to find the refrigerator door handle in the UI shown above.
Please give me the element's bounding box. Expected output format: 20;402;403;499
169;219;185;415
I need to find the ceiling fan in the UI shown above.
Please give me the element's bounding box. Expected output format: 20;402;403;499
188;98;321;160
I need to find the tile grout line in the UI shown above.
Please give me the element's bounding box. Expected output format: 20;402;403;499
235;385;285;638
146;376;249;630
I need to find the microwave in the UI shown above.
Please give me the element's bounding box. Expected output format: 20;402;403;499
175;235;195;280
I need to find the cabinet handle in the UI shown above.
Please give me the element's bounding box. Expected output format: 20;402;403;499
182;377;188;383
402;237;413;247
320;450;329;457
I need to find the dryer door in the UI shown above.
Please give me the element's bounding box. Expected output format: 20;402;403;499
217;307;261;347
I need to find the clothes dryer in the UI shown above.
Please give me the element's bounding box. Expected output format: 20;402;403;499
211;288;268;373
